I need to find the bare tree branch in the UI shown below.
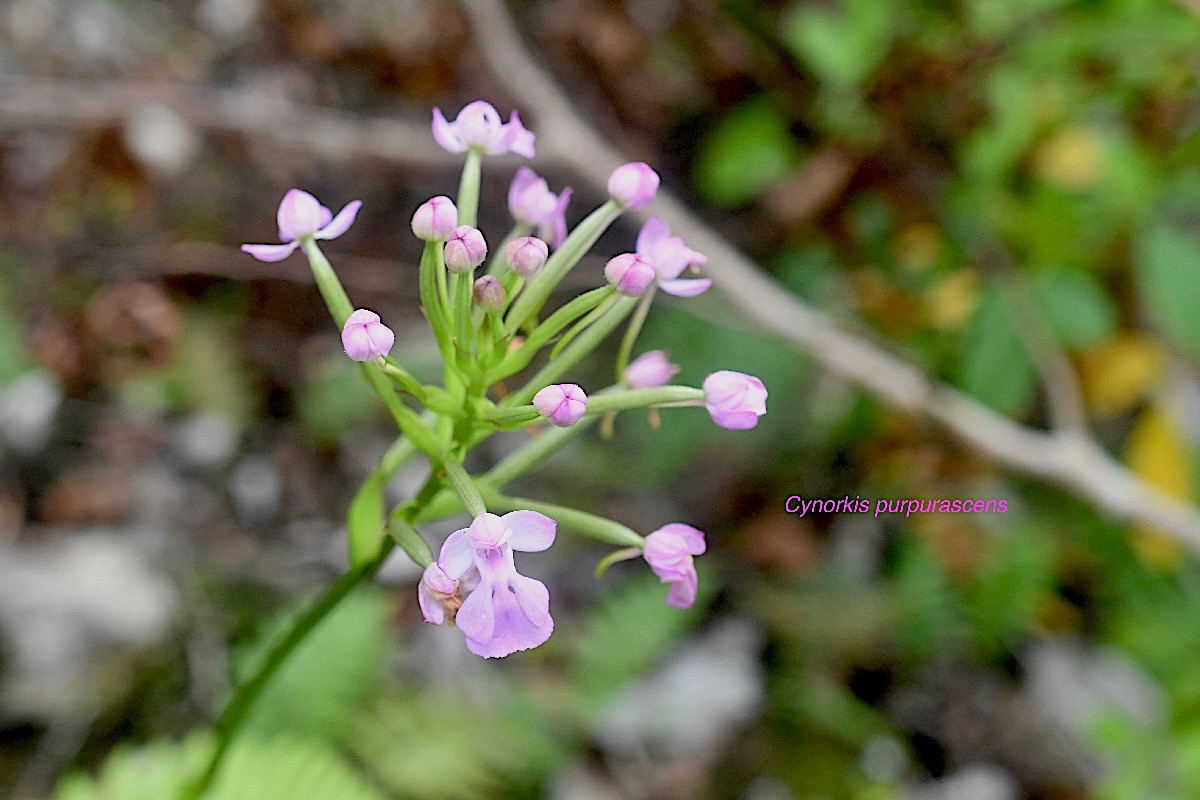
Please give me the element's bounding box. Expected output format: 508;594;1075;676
455;0;1200;547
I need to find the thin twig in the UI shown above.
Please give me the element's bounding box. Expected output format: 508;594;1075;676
456;0;1200;547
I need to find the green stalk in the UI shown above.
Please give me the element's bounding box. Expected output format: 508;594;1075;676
482;490;644;548
457;150;482;228
615;287;656;379
549;293;619;360
378;360;427;401
505;296;637;407
488;287;615;382
419;241;452;355
583;386;704;414
443;460;486;517
302;240;354;326
357;363;443;458
452;271;474;356
184;543;395;800
505;200;622;333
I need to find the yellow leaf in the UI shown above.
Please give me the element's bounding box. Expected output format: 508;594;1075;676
1035;126;1103;190
924;269;980;331
1126;404;1191;568
1076;333;1165;418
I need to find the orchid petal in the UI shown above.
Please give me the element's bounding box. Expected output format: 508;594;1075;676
659;278;712;297
503;510;556;552
315;200;362;241
241;242;299;262
438;528;474;579
432;107;465;153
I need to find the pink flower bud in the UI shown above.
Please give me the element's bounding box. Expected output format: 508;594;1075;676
411;196;459;241
473;275;505;311
605;253;656;296
702;371;767;430
444;225;487;273
607;162;660;211
505;236;549;277
341;309;395;362
533;384;587;427
624;350;680;389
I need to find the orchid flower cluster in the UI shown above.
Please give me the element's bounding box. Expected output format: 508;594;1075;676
241;100;767;659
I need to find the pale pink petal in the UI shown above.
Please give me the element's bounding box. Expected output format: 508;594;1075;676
418;582;445;625
455;581;496;643
505;111;536;158
636;216;671;256
438;528;474;579
277;189;323;241
432;107;465;153
463;586;553;658
241;242;299;262
659;278;712;297
508;167;539;221
665;572;698;609
315;200;362;241
655;523;706;555
510;573;551;626
503;510;556;552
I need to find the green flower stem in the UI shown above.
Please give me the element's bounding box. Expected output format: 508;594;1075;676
487;286;615;382
548;293;618;360
443;459;486;518
185;542;395;800
418;241;453;355
357;363;443;458
615;286;655;379
483;406;543;427
505;200;622;333
302;240;354;326
583;386;704;414
378;360;427;401
453;271;474;356
457;150;482;228
504;295;638;407
481;489;644;548
410;415;601;524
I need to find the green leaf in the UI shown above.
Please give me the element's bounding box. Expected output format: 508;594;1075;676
1032;269;1118;348
956;285;1037;415
57;732;386;800
1136;226;1200;361
693;97;799;207
347;474;386;568
235;588;389;740
781;0;894;88
345;692;565;800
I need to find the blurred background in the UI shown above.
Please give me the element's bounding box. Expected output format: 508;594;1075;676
2;0;1200;798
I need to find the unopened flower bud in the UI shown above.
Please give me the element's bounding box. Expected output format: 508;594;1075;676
533;384;587;427
605;253;656;296
625;350;680;388
411;196;458;241
703;371;767;430
341;309;395;362
505;236;549;278
444;226;487;273
473;275;505;311
607;162;659;210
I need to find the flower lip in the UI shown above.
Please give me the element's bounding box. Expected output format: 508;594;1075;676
508;168;571;248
